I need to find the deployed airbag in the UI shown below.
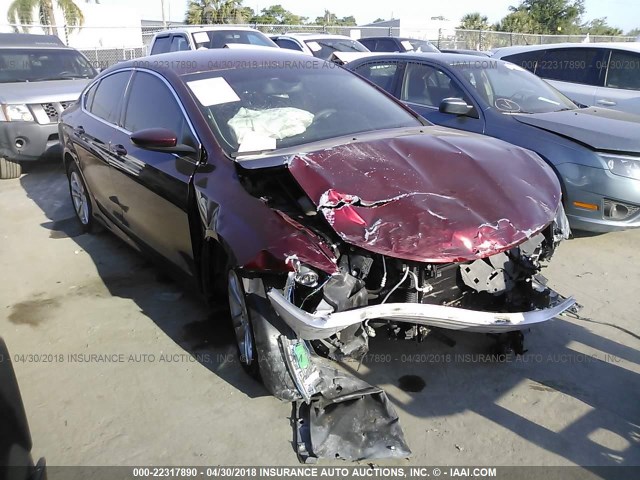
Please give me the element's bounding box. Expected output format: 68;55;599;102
228;107;314;147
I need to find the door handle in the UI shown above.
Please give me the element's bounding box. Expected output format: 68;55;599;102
74;125;85;135
596;99;616;106
112;144;127;156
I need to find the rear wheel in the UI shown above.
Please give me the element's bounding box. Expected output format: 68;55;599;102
66;162;95;232
0;157;21;179
227;269;300;401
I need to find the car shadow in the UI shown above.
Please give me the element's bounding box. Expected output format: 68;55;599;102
341;316;639;472
18;159;268;400
17;161;640;471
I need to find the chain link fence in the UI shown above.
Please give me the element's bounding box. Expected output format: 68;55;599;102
2;22;636;70
438;29;636;50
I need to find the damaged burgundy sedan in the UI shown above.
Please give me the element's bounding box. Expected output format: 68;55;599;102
59;49;575;460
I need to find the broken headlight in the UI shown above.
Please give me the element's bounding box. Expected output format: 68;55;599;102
286;256;320;288
601;153;640;181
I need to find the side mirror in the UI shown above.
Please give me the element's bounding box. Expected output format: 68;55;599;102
130;128;196;154
439;97;473;116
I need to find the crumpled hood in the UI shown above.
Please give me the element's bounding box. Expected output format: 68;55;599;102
0;79;89;104
288;128;561;263
512;108;640;153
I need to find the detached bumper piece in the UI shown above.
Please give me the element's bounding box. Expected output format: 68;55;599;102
281;338;410;463
269;289;576;339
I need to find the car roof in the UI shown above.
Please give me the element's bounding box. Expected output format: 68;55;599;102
153;26;265;36
346;51;495;66
492;42;640;57
361;36;430;42
275;33;358;41
102;48;338;77
0;32;67;48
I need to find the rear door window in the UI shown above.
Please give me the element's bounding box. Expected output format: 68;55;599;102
150;35;171;54
89;71;131;124
606;50;640;90
536;48;605;86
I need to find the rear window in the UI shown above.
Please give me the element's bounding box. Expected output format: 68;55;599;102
191;30;276;49
0;48;96;83
303;38;369;60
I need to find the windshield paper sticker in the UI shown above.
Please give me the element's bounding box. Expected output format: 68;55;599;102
193;31;209;44
187;77;240;106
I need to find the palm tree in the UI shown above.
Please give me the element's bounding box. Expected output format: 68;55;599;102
459;12;490;31
7;0;91;36
185;0;249;25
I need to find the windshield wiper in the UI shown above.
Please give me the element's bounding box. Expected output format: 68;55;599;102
230;148;277;158
33;75;88;81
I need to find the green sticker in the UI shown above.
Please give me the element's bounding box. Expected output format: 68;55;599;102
294;343;309;369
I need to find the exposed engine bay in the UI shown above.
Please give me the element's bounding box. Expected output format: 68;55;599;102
234;140;575;462
239;163;574;361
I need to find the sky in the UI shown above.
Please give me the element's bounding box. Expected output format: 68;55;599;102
105;0;639;33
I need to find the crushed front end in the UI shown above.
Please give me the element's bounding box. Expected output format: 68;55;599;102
268;205;574;351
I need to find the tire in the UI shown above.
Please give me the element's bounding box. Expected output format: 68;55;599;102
0;157;21;179
227;270;300;401
66;162;95;233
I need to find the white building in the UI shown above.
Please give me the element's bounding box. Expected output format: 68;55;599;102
358;17;457;42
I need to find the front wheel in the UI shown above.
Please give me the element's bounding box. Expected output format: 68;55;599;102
0;157;21;179
227;269;300;401
228;269;259;377
66;162;95;232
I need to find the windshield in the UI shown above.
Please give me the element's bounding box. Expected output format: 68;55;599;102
184;62;420;156
0;48;96;83
192;30;277;49
453;60;577;114
406;40;439;53
304;38;369;60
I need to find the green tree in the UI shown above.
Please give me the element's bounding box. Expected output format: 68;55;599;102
495;9;540;33
459;12;489;30
627;27;640;37
252;4;304;24
580;17;622;35
498;0;585;34
313;10;356;26
7;0;86;35
185;0;251;24
314;9;336;25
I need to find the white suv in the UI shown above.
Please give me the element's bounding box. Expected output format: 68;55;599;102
149;26;278;54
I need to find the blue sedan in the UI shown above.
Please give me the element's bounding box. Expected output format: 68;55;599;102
346;53;640;232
